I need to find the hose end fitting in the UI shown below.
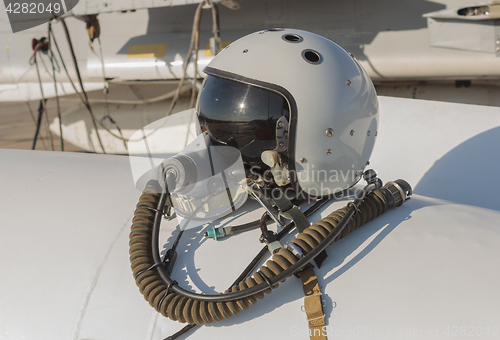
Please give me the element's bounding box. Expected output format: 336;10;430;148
205;226;227;240
379;179;413;209
363;169;383;189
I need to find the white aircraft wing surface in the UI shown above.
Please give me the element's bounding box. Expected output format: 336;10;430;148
71;0;228;15
1;96;499;339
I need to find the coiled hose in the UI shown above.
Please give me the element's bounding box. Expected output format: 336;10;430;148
129;182;399;325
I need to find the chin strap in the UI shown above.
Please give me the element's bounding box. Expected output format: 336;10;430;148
299;265;327;340
271;194;329;268
270;194;328;339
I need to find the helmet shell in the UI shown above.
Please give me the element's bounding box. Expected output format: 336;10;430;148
204;28;378;197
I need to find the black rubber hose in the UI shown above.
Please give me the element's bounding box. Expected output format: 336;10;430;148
130;179;408;326
230;197;332;287
153;182;377;303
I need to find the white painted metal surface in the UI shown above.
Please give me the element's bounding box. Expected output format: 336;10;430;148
1;96;500;340
47;98;196;154
3;0;500;103
71;0;221;16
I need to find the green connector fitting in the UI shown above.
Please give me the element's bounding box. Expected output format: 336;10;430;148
205;226;226;240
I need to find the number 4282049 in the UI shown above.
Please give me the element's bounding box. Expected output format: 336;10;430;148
6;2;61;14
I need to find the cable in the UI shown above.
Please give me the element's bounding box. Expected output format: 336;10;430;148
33;48;54;151
187;1;220;108
164;324;198;340
27;101;49;150
31;99;48;150
48;3;219;145
153;183;377;302
48;22;64;151
130;178;411;325
230;196;332;287
95;36;127;149
50;19;130;143
56;16;106;153
210;197;306;236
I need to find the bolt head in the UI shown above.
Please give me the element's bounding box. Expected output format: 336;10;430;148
243;49;248;53
367;130;371;136
279;142;285;148
326;149;332;155
300;157;307;163
346;80;351;86
278;121;285;128
350;130;354;136
326;128;334;137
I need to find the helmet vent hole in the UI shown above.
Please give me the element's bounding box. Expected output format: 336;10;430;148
302;49;322;64
282;34;303;43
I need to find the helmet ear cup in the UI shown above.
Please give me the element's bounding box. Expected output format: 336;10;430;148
203;29;379;198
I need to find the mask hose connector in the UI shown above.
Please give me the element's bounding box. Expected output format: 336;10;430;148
129;179;412;325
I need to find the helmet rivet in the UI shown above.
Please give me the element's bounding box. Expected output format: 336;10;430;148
279;142;285;148
367;131;371;136
366;161;370;166
350;130;354;136
243;49;248;53
326;128;334;137
300;158;307;163
326;149;332;155
346;80;351;86
375;131;378;136
278;121;285;128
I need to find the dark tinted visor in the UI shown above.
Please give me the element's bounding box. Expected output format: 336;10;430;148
197;75;289;167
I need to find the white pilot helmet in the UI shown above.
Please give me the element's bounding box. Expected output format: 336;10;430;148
196;28;379;198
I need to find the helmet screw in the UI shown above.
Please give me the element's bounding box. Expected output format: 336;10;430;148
325;128;334;137
326;149;332;155
375;131;378;136
243;49;248;53
278;121;285;128
284;131;288;138
367;130;371;136
350;130;354;136
300;158;307;163
279;142;285;148
346;80;351;86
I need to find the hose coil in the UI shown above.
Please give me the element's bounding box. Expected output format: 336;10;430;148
129;186;389;325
